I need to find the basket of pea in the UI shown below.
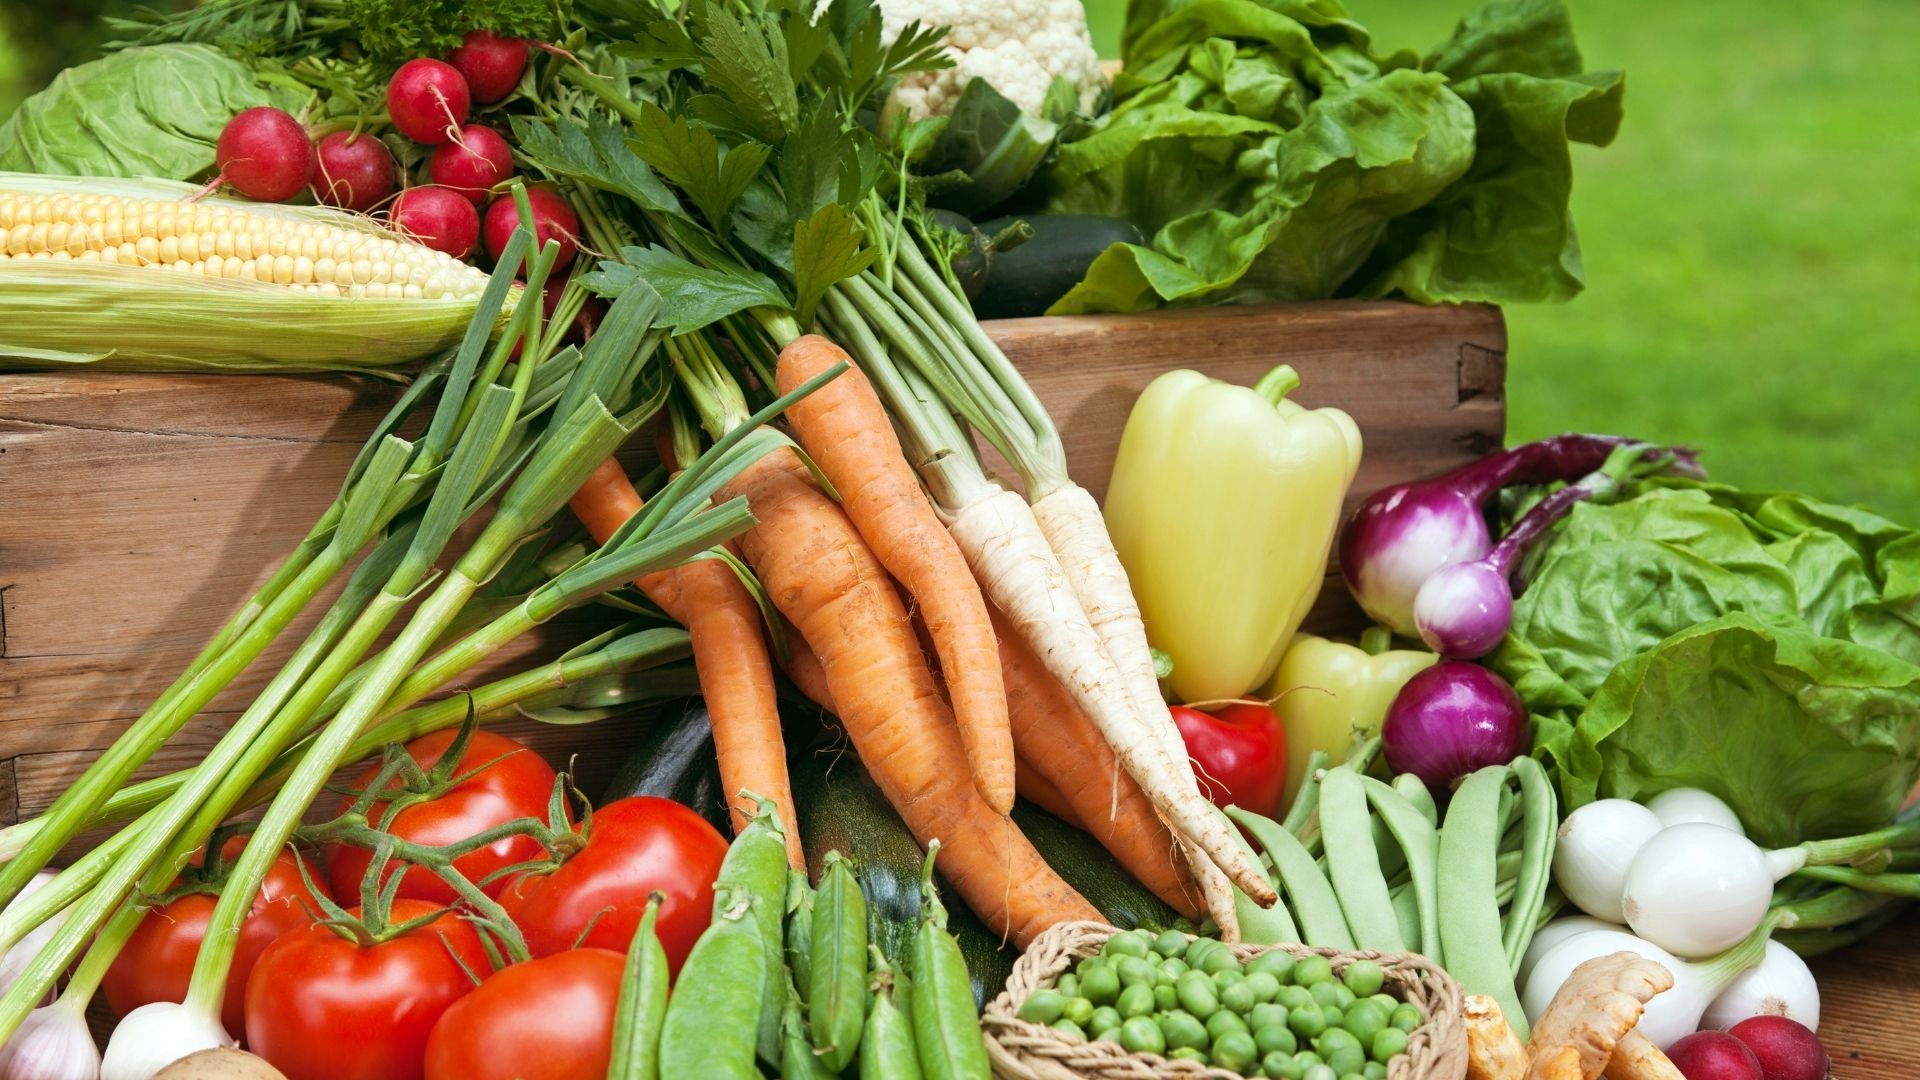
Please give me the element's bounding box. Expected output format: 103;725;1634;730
982;922;1467;1080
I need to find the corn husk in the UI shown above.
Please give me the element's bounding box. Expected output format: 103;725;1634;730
0;172;516;374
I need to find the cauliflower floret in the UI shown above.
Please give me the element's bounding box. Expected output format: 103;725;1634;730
875;0;1106;119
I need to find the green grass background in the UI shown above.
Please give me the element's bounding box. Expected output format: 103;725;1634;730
4;1;1916;520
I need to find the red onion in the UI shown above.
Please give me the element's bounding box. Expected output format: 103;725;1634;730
1382;662;1531;789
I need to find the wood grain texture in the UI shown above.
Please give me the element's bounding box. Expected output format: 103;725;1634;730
1808;914;1920;1078
0;300;1505;823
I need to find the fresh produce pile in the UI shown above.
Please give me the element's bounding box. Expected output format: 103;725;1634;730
0;0;1915;1079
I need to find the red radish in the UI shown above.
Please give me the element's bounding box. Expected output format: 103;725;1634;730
213;107;314;202
1668;1031;1764;1080
312;131;397;212
484;188;579;269
1727;1017;1828;1080
430;125;515;204
448;30;530;104
386;58;470;145
390;186;480;259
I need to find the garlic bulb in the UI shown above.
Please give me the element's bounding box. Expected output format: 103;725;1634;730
100;1002;234;1080
0;1000;101;1080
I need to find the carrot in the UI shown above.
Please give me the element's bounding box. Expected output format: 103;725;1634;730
1014;756;1083;828
775;335;1014;815
568;457;804;869
720;449;1098;946
776;613;836;714
996;611;1204;921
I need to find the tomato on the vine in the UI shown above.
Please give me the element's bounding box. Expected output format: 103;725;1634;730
498;796;726;976
423;949;625;1080
102;834;326;1036
244;899;490;1080
326;729;559;905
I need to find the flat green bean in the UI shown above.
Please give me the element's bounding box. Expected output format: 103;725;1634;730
1503;756;1559;974
1389;882;1421;952
811;851;870;1072
1320;767;1404;952
1280;750;1331;836
1227;805;1354;950
1437;765;1526;1038
1393;773;1437;826
1361;776;1441;967
1213;806;1298;945
607;894;669;1080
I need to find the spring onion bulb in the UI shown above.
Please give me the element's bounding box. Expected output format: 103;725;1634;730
100;1001;234;1080
1522;925;1770;1049
1647;788;1746;835
1702;940;1820;1032
0;999;99;1079
1552;799;1663;923
1518;915;1623;986
1621;824;1806;958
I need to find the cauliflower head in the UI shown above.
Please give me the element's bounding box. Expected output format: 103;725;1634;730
876;0;1105;119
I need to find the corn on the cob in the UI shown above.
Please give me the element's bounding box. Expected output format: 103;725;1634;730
0;172;513;373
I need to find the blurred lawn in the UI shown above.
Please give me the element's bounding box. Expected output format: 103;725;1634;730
1089;0;1920;523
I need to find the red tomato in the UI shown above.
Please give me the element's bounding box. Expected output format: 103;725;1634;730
498;796;726;976
326;729;558;905
245;899;490;1080
424;949;625;1080
1171;701;1290;818
102;835;326;1036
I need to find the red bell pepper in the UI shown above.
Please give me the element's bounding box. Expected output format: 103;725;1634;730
1170;702;1289;818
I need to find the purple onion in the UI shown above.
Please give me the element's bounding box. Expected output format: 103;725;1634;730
1413;560;1514;658
1382;662;1531;789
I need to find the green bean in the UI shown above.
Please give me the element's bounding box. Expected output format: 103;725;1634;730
714;799;789;1065
909;842;991;1080
782;978;837;1080
1389;882;1421;951
1320;767;1404;952
1281;750;1331;835
607;894;669;1080
1228;805;1355;950
1503;756;1559;974
861;949;923;1080
810;851;870;1072
1393;773;1438;826
658;879;768;1079
786;868;816;995
1361;776;1442;966
1437;765;1527;1039
1213;805;1299;944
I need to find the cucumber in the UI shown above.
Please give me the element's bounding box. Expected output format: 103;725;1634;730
601;697;730;835
971;214;1144;319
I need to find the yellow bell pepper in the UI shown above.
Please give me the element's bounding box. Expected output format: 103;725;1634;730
1105;364;1361;704
1265;629;1438;805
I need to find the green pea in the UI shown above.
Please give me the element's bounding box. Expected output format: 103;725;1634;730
1246;971;1282;1004
1250;1003;1288;1032
1199;949;1242;977
1278;985;1314;1011
1389;1003;1423;1034
1288;1002;1326;1039
1017;989;1065;1025
1154;984;1178;1012
1212;1030;1259;1072
1304;1063;1338;1080
1162;1011;1210;1052
1255;1023;1298;1057
1247;950;1297;983
1094;1025;1121;1045
1117;956;1157;986
1177;970;1220;1019
1316;1028;1360;1057
1325;1044;1366;1077
1333;985;1357;1010
1342;1001;1386;1045
1265;1049;1308;1079
1341;1074;1370;1080
1294;955;1333;987
1309;982;1343;1009
1292;1050;1325;1071
1367;994;1398;1016
1061;996;1094;1027
1104;930;1152;960
1077;955;1107;978
1372;1027;1409;1063
1161;957;1190;980
1116;983;1154;1020
1051;1018;1086;1041
1055;973;1079;998
1153;929;1190;958
1220;978;1257;1015
1322;1006;1343;1030
1119;1016;1165;1055
1184;938;1219;967
1363;1062;1387;1080
1089;1006;1122;1037
1213;968;1247;993
1080;964;1120;1006
1206;1009;1248;1042
1170;1048;1209;1064
1341;960;1385;998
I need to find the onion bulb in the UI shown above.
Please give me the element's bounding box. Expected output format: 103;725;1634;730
1552;799;1663;923
1702;940;1820;1032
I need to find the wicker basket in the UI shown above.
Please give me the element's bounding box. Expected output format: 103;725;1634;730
983;922;1468;1080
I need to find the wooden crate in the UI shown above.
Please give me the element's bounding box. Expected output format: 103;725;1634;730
3;300;1912;1073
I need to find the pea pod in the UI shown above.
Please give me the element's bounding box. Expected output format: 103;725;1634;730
909;841;991;1080
811;850;871;1071
1437;765;1526;1038
721;796;791;1064
782;978;837;1080
1212;805;1298;944
607;894;669;1080
861;947;924;1080
1360;776;1441;966
1502;756;1558;974
658;878;768;1079
1319;766;1404;952
1227;805;1354;950
787;868;816;994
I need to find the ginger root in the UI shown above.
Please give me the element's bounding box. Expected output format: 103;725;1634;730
1525;951;1674;1080
1466;994;1530;1080
1602;1030;1686;1080
1528;1046;1585;1080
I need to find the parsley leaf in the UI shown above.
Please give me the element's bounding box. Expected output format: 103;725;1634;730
582;246;787;334
630;102;770;234
791;203;874;324
690;0;798;144
511;115;683;216
346;0;549;65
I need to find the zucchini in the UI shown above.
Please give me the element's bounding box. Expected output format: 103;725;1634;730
971;214;1145;319
1010;805;1184;935
601;697;730;835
